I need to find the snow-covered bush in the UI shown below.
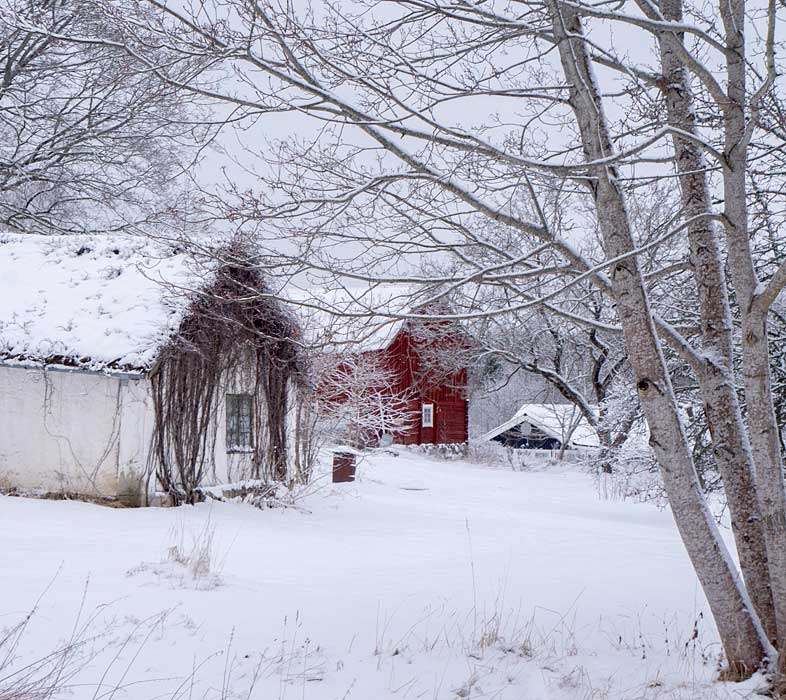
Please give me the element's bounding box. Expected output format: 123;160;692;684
410;442;468;461
593;386;722;504
591;441;665;505
166;518;219;583
465;441;591;470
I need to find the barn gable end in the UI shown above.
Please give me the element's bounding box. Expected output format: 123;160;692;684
295;286;471;447
376;321;469;445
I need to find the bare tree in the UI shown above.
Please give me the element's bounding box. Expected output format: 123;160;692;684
81;0;786;686
315;351;416;447
464;285;633;454
0;0;206;234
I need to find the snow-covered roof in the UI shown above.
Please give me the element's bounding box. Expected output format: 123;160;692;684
0;232;203;371
0;234;459;371
479;403;600;449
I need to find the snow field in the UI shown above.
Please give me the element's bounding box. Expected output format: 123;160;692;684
0;451;766;699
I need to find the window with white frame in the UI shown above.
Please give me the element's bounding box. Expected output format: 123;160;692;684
226;394;253;450
421;403;434;428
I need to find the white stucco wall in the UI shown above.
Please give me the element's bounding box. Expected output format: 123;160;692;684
0;362;297;503
0;364;151;501
116;373;155;502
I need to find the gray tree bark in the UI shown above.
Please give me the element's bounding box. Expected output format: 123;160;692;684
651;0;778;644
548;0;769;674
717;0;786;673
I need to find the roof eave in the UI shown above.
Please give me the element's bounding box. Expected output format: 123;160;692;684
0;353;149;377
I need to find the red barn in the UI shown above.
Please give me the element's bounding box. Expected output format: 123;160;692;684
355;315;470;445
304;289;471;447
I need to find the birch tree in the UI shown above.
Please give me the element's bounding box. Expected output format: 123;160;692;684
78;0;786;686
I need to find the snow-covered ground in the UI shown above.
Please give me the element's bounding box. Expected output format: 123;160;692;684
0;451;765;699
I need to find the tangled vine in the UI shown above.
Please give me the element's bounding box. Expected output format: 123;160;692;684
149;243;303;504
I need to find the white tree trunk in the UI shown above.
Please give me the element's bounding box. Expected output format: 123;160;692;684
718;0;786;673
548;0;769;673
653;0;777;642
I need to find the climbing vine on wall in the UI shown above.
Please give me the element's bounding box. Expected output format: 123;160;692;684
149;243;303;504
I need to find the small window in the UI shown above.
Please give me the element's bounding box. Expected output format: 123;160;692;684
422;403;434;428
226;394;253;450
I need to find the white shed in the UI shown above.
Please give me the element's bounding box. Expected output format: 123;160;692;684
0;233;303;505
479;403;600;450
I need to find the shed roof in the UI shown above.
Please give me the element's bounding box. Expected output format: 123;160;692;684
479;403;600;449
0;232;203;371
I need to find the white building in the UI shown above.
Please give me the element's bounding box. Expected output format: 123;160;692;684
0;233;303;505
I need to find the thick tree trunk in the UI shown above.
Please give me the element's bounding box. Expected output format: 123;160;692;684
654;0;777;643
548;0;769;674
718;0;786;674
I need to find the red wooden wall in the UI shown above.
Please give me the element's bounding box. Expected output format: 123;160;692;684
367;321;469;445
